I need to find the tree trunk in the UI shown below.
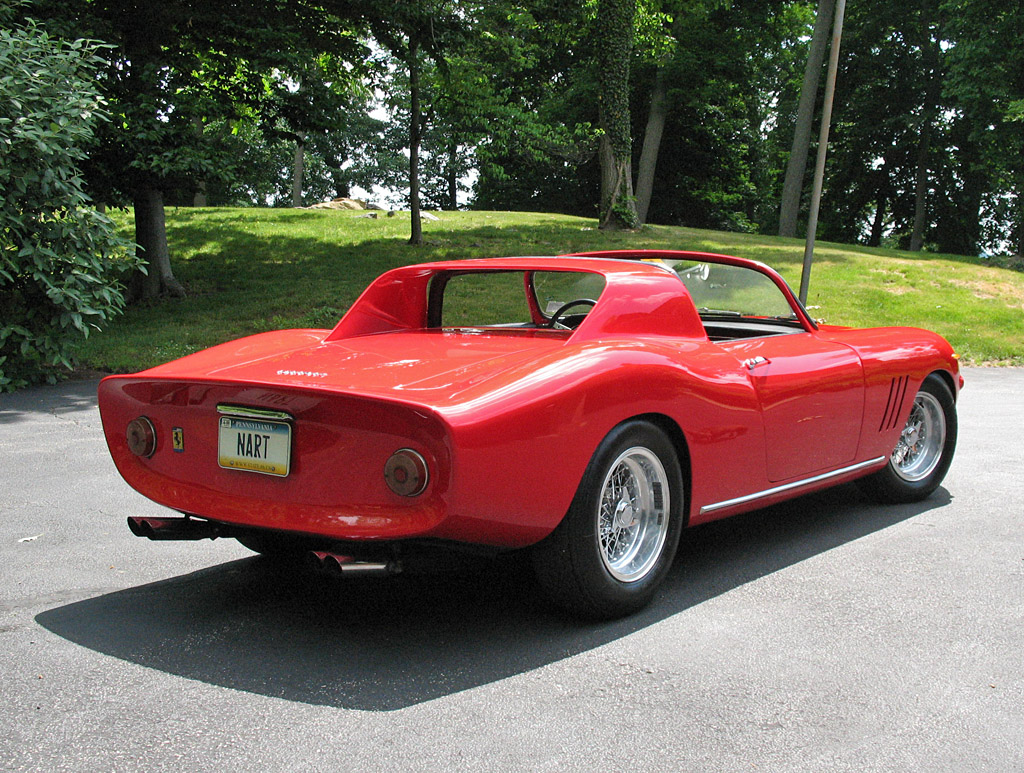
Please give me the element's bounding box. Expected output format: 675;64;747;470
635;66;667;225
408;37;422;245
597;0;638;230
291;133;306;208
121;32;183;303
192;116;207;206
446;142;458;211
910;22;943;253
868;196;886;247
128;185;185;302
934;126;985;256
599;136;636;230
778;0;837;238
1017;187;1024;256
600;135;617;214
909;120;932;251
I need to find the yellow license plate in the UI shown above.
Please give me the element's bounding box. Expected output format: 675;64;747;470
217;416;291;477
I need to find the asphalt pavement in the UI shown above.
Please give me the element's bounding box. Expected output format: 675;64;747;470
1;368;1021;771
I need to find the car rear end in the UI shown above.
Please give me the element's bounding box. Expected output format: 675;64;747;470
98;375;453;543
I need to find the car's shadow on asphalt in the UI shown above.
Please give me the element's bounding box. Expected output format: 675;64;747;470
36;485;950;711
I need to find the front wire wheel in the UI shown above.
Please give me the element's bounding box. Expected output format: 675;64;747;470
891;390;946;482
857;373;957;503
531;421;685;619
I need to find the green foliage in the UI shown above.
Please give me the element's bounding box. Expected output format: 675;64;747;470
942;0;1024;254
4;0;1016;259
631;1;808;231
807;0;1024;255
595;0;635;159
33;0;371;207
18;0;374;299
611;194;640;229
471;1;602;215
470;0;811;232
0;16;136;391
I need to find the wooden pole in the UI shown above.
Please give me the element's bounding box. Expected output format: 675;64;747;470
799;0;847;306
778;0;836;238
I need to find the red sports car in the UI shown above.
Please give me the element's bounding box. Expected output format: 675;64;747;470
98;250;960;618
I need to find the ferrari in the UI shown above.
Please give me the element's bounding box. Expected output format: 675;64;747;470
98;250;960;618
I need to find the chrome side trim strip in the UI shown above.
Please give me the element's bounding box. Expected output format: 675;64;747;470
216;404;293;422
699;456;887;515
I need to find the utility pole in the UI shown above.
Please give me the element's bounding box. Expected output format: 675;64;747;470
778;0;836;238
799;0;847;306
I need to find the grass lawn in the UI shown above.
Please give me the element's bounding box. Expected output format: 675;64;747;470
74;207;1024;372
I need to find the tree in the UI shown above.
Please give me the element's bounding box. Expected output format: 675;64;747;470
815;0;941;247
943;0;1024;255
634;65;667;225
468;0;600;217
632;0;678;225
909;9;941;252
29;0;366;299
255;57;373;208
365;1;466;244
0;14;135;390
596;0;639;229
628;0;808;233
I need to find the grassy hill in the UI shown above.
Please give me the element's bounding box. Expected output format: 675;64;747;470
76;207;1024;372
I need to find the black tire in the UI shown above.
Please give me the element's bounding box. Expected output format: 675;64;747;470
857;373;957;503
531;421;685;619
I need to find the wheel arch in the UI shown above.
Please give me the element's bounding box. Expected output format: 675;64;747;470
929;368;959;403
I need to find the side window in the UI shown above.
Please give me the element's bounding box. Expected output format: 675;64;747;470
532;271;606;316
431;270;607;330
439;272;531;327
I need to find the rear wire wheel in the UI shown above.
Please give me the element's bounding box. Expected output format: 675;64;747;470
531;421;685;619
598;446;671;582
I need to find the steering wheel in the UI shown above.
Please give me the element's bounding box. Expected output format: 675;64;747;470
547;298;597;329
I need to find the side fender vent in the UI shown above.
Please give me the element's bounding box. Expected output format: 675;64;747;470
879;375;910;432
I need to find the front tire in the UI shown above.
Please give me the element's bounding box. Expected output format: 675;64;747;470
857;373;957;503
531;421;685;619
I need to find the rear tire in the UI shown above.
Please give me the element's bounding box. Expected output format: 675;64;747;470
857;373;957;503
531;421;685;619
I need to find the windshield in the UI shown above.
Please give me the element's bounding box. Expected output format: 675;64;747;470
651;259;798;321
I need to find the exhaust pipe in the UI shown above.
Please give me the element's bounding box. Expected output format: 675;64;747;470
307;550;401;576
127;516;222;541
127;518;400;575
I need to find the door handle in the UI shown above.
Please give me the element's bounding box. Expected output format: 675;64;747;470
744;356;770;370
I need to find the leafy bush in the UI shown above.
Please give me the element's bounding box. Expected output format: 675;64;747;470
0;16;137;391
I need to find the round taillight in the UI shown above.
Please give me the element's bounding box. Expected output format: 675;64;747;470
384;449;429;497
126;417;157;458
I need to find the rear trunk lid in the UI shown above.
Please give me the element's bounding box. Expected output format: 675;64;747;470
137;328;567;407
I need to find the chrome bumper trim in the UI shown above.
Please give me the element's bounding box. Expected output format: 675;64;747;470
217;404;293;422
